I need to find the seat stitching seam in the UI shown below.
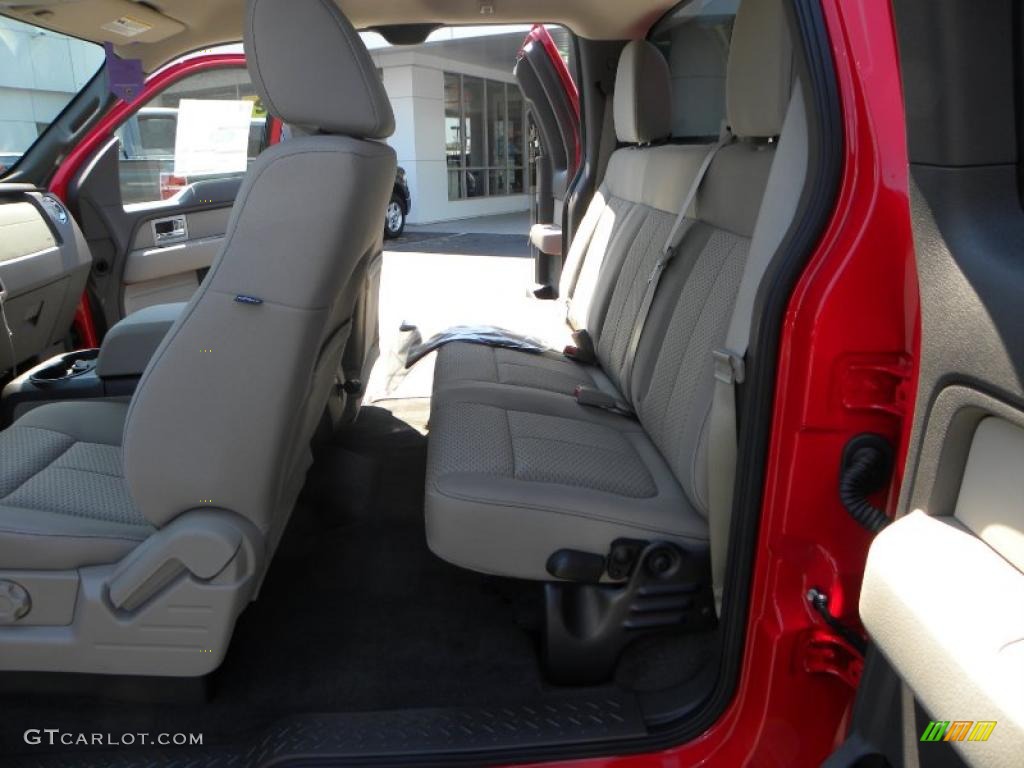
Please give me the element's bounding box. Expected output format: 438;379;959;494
510;435;657;497
431;481;704;538
39;465;125;481
0;526;150;541
689;403;713;514
208;288;329;312
0;440;76;502
506;409;516;479
511;434;637;457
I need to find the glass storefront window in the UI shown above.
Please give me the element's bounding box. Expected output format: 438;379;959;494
444;73;464;198
462;77;485;169
445;73;527;200
487;82;506;167
506;86;525;193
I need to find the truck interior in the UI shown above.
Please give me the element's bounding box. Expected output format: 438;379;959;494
0;0;845;763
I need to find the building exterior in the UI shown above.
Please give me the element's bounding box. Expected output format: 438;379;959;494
0;16;104;167
366;26;537;224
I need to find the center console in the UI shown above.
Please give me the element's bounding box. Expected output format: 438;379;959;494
1;302;184;425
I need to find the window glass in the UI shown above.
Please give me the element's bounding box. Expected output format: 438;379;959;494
115;67;269;205
462;77;486;169
444;73;527;201
444;73;464;199
649;1;737;140
487;82;506;167
506;86;526;193
0;17;104;174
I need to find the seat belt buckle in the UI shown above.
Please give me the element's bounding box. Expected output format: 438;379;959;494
574;385;635;417
564;328;596;364
574;385;617;409
713;348;745;385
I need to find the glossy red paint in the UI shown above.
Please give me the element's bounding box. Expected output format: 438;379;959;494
517;1;917;766
522;24;581;174
50;54;248;348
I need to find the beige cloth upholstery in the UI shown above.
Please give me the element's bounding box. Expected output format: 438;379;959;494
426;383;710;580
0;402;151;571
425;0;799;583
124;0;396;555
0;0;395;677
435;143;711;398
246;0;394;138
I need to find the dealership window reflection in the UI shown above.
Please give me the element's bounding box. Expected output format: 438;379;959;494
444;73;526;200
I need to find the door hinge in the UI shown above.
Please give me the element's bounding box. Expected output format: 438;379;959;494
839;356;913;417
799;588;866;689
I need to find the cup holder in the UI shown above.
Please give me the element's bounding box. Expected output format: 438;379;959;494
29;349;99;386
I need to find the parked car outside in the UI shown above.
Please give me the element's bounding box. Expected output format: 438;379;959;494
385;166;410;239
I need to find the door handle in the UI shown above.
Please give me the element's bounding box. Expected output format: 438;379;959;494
152;215;188;246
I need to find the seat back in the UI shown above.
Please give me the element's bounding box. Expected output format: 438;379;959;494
334;247;383;425
122;0;396;555
630;0;796;517
558;41;710;393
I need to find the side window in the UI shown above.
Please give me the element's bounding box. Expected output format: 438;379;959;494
650;9;735;141
115;67;269;205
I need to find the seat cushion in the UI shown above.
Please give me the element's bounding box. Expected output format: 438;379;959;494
425;384;709;581
433;342;606;397
0;401;152;570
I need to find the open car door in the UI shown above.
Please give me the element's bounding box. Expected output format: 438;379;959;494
514;25;579;295
52;53;279;343
828;2;1024;767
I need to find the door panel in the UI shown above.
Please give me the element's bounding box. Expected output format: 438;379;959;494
515;25;579;292
861;401;1024;764
122;187;238;312
831;2;1024;765
68;139;247;328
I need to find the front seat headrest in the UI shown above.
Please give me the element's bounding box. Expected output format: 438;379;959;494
614;40;672;144
245;0;395;139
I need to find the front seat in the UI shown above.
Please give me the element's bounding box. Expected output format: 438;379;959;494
0;0;396;676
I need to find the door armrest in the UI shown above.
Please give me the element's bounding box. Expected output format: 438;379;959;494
530;223;563;256
96;302;186;378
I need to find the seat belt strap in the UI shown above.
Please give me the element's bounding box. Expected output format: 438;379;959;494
708;349;744;613
706;86;807;614
620;125;733;400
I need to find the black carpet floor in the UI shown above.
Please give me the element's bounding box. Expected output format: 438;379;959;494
0;404;717;759
0;405;545;755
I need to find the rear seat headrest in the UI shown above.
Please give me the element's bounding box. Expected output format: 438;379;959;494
614;40;672;144
245;0;395;140
726;0;794;139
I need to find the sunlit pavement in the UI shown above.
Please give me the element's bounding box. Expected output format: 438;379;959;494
365;220;567;408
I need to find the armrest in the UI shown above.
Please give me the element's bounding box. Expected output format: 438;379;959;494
96;302;185;378
530;223;563;256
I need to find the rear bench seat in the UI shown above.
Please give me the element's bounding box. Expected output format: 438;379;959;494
426;0;795;603
432;44;709;400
